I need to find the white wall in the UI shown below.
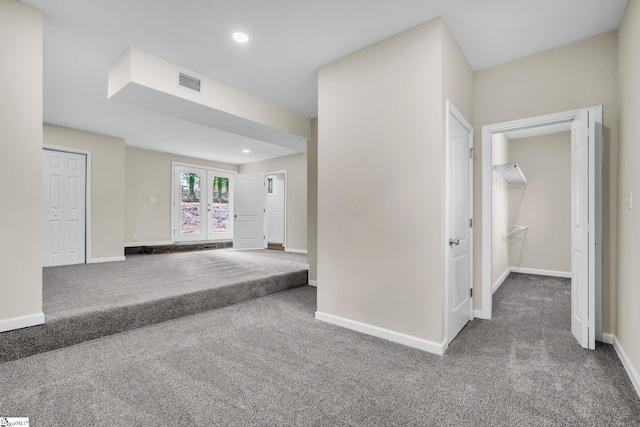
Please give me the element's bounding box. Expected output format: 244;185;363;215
473;30;618;333
125;146;237;245
307;119;318;281
44;124;126;261
317;17;473;348
0;0;43;330
508;132;571;273
616;0;640;390
491;133;510;285
239;153;307;252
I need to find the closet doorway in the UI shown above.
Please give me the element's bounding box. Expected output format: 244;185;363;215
480;106;603;350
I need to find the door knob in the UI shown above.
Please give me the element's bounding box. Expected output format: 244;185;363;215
448;238;460;246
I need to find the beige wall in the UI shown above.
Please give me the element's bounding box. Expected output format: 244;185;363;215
508;132;571;272
307;119;318;281
617;0;640;387
239;153;307;252
491;133;510;284
125;147;237;244
44;124;126;260
473;30;619;333
317;18;472;345
0;0;43;327
441;21;474;123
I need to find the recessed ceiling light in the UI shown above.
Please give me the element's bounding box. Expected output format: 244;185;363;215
233;32;249;43
242;149;251;153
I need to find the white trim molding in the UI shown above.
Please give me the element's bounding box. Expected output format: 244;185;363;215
603;334;640;399
88;256;126;264
493;267;571;295
510;267;571;278
492;268;511;294
0;312;45;333
602;333;614;344
481;105;603;325
315;311;445;356
308;280;317;287
474;309;486;319
285;248;307;254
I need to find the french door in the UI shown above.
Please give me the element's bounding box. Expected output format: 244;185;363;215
174;166;234;241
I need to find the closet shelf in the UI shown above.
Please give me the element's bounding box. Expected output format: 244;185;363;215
493;163;528;189
504;225;529;239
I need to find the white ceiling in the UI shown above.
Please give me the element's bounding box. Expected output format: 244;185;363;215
23;0;627;165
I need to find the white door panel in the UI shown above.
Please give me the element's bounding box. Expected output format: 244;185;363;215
446;103;473;344
43;149;86;267
234;175;265;249
571;109;596;350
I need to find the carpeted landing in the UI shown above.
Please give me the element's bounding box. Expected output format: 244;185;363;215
0;249;308;362
0;273;639;425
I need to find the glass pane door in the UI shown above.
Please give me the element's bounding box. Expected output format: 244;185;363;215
176;167;206;241
207;172;233;240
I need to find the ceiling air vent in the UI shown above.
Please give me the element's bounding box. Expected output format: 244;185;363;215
178;72;201;93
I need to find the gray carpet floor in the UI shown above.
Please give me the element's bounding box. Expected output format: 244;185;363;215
0;250;308;362
1;273;639;426
43;249;308;320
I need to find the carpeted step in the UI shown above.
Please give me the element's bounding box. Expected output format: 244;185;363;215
0;270;308;362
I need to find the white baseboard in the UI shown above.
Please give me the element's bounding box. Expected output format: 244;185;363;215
602;333;614;344
315;311;445;355
124;240;173;248
604;334;640;399
0;312;45;333
474;309;489;319
492;268;511;294
308;280;317;287
285;248;307;254
510;267;571;278
88;256;126;264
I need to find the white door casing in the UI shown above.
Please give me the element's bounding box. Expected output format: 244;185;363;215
234;174;265;250
43;149;86;267
445;101;474;345
480;106;601;349
570;109;596;350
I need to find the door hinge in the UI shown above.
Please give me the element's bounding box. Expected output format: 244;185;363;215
470;288;473;297
469;147;474;159
470;218;473;228
173;229;176;235
264;209;266;212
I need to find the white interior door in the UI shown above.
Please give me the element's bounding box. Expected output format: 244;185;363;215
43;149;86;267
570;109;596;349
446;103;473;343
234;174;265;249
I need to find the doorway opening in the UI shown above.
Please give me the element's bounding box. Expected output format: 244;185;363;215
264;171;287;251
481;106;603;349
